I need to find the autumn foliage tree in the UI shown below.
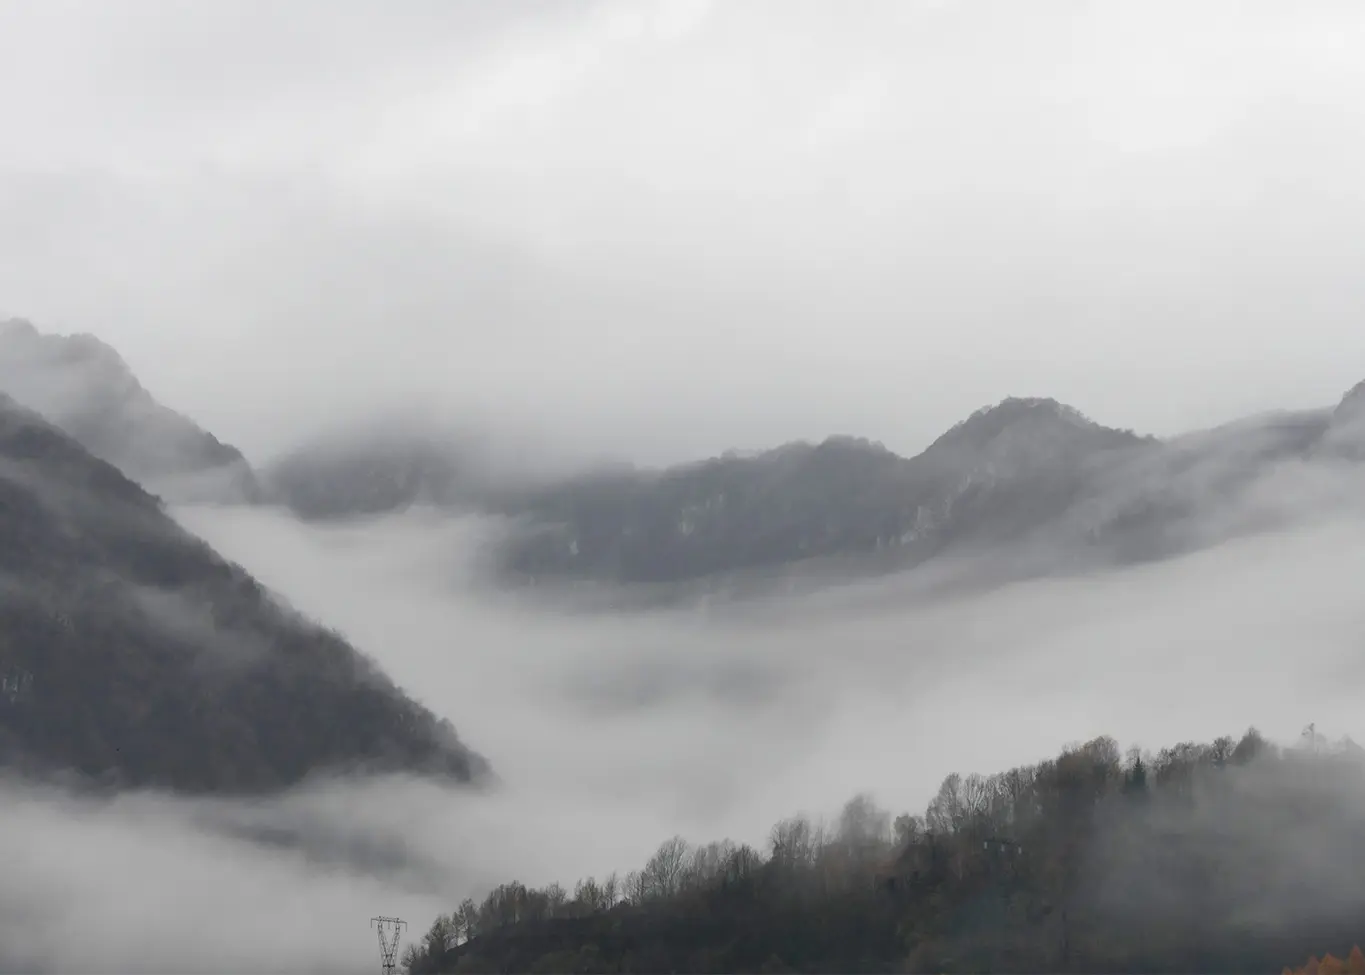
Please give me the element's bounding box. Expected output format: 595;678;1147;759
1285;945;1365;975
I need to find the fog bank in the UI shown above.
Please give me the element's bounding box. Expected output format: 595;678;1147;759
5;503;1365;971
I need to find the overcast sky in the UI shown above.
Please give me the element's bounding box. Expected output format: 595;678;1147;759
4;0;1365;465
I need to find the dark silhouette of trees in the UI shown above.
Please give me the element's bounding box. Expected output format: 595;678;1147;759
406;727;1365;974
0;395;488;793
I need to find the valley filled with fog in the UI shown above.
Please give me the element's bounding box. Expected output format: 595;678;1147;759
9;2;1365;971
7;498;1365;973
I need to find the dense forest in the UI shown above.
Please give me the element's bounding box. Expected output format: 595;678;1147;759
0;393;488;792
404;727;1365;974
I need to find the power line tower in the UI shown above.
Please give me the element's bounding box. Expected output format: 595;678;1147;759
371;916;408;975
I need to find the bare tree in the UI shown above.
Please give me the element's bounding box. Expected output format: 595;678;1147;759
642;835;691;899
960;773;992;827
838;794;891;846
1000;764;1040;828
926;773;969;834
893;813;925;848
722;844;764;886
455;899;478;942
422;913;459;957
770;815;820;866
1211;735;1235;766
623;869;648;904
573;876;603;914
543;882;568;917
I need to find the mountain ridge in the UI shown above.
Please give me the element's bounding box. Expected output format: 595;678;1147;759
0;318;261;503
262;382;1365;592
8;314;1365;596
0;390;489;793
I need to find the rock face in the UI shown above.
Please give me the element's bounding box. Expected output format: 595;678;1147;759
0;392;489;793
0;318;260;502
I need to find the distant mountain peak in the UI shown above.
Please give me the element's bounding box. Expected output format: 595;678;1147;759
752;434;894;464
0;319;260;502
2;321;140;391
1335;379;1365;421
1322;377;1365;460
0;317;38;339
971;395;1095;425
926;396;1106;454
816;434;894;454
61;330;132;368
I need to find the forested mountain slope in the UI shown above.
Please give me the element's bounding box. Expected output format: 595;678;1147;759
0;393;488;793
494;384;1365;588
271;398;1160;586
263;380;1365;592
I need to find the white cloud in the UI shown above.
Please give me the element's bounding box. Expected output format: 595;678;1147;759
4;452;1365;969
5;2;1365;466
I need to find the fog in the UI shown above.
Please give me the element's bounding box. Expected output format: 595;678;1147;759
7;1;1365;969
5;495;1365;971
5;1;1365;464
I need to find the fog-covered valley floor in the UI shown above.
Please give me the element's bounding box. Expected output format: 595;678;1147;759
7;503;1365;973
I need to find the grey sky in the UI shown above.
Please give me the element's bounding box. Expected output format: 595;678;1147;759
4;0;1365;465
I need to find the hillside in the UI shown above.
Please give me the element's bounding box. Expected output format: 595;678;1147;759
497;385;1365;589
0;318;260;503
0;393;488;793
407;728;1365;974
493;399;1159;586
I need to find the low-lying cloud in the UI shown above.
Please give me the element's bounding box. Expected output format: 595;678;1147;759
5;494;1365;971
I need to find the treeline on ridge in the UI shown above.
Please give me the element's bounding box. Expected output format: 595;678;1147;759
405;727;1365;974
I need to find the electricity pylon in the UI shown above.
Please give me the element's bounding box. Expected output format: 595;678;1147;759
371;916;408;975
